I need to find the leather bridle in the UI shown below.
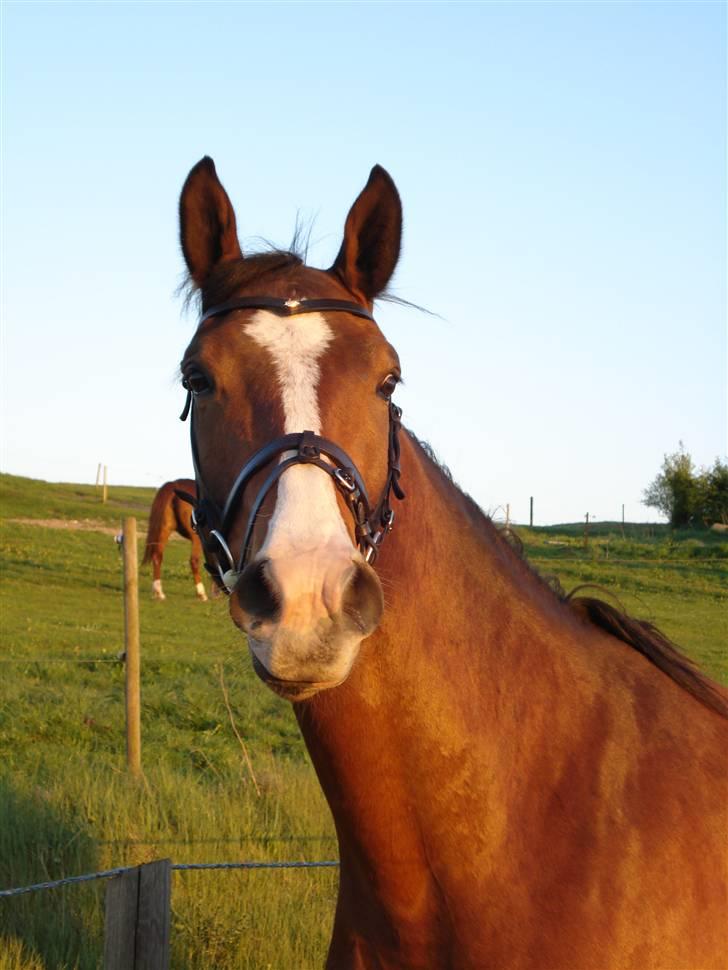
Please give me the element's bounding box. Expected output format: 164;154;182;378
180;296;405;594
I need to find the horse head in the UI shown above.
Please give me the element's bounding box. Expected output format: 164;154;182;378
179;157;404;701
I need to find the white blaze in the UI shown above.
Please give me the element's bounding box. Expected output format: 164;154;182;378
244;310;354;559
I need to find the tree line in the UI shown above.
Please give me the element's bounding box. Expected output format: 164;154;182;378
643;444;728;528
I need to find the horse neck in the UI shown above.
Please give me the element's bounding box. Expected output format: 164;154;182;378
302;427;583;715
296;431;588;867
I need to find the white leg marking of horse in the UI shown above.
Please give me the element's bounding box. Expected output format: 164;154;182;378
244;311;354;558
152;579;165;600
195;581;207;601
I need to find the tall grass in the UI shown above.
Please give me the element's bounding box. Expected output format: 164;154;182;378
0;761;337;969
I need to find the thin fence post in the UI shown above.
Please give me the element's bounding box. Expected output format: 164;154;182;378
122;517;141;777
102;465;108;504
529;496;533;528
104;861;171;970
96;463;103;488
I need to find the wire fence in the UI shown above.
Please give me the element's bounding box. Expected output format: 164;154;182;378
0;859;340;899
0;654;240;665
0;657;124;665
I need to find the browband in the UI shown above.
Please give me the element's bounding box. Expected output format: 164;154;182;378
200;296;376;325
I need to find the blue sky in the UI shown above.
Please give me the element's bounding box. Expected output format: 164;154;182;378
1;1;725;524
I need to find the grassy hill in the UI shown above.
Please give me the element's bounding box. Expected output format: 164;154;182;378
0;472;155;524
0;473;726;968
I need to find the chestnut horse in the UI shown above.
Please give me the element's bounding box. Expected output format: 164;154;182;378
142;478;207;601
177;157;728;969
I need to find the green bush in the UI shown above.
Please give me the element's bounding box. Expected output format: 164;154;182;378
643;445;728;528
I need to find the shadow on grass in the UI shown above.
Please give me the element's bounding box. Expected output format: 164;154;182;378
0;778;102;969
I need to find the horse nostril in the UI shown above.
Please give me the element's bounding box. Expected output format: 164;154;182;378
236;558;281;623
341;562;384;635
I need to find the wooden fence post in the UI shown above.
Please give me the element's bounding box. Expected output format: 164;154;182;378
136;861;172;969
529;496;533;528
104;866;138;969
122;517;141;777
104;860;171;969
103;465;109;504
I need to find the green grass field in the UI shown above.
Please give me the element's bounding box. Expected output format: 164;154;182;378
1;472;726;968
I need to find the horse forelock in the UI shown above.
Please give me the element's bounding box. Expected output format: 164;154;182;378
181;250;305;316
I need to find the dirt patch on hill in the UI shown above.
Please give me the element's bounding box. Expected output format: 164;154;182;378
7;517;159;539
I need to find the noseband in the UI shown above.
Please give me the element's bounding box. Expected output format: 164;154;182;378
180;297;405;594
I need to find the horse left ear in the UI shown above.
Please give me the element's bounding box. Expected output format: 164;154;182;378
330;165;402;304
179;156;243;287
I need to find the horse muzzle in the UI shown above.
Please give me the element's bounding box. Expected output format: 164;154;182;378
229;553;384;699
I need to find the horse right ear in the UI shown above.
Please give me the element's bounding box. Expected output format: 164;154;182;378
179;157;242;287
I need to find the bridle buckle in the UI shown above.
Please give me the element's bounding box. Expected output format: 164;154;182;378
298;430;320;461
333;468;357;493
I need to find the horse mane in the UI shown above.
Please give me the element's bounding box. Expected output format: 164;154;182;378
410;433;728;720
565;591;728;718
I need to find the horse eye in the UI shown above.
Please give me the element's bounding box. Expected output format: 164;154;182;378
182;370;212;395
378;373;400;399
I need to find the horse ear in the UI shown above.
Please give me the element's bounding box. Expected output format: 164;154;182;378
179;156;242;287
330;165;402;304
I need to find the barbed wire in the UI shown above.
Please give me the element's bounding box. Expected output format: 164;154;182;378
527;557;726;566
0;860;340;898
0;658;123;665
0;656;240;665
174;861;339;872
0;866;135;898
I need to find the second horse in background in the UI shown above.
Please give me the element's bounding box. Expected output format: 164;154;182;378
143;478;207;601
